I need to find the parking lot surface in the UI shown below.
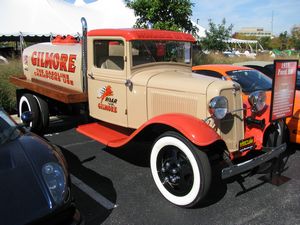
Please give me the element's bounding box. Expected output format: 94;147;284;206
45;121;300;225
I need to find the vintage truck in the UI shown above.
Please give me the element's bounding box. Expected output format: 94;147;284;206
10;18;287;207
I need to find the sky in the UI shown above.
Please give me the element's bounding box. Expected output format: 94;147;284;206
191;0;300;35
65;0;300;35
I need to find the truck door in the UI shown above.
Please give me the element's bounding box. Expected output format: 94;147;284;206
87;38;128;127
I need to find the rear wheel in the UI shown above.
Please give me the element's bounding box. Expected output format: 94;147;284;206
33;95;49;130
19;93;40;132
150;131;211;207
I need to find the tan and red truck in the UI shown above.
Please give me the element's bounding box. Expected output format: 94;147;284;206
10;18;287;207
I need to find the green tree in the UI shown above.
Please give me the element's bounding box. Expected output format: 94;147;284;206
278;31;289;50
259;36;271;50
201;18;233;52
269;37;281;50
124;0;197;34
291;26;300;50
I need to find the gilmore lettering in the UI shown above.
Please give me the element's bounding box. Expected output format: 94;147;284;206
31;51;77;73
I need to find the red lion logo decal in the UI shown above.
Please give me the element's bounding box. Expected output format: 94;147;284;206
98;85;114;103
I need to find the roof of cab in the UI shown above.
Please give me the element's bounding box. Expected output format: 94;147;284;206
88;29;196;42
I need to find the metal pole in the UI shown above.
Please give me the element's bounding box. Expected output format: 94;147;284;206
81;17;88;93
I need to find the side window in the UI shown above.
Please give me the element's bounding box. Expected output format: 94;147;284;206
94;40;124;70
193;70;223;79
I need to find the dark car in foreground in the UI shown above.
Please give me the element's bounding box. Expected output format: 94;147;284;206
0;108;82;225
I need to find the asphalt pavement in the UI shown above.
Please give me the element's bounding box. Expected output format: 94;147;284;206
44;119;300;225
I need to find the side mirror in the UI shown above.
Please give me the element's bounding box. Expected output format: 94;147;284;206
21;111;33;126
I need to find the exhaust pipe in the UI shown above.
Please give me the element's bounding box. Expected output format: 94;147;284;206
81;17;88;93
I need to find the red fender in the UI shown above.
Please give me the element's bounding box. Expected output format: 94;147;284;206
77;113;221;148
144;113;221;146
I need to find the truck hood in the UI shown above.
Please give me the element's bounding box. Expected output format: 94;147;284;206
132;66;223;94
0;134;59;225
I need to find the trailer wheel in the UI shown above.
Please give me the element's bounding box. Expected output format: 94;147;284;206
33;95;49;130
19;94;40;132
150;131;211;207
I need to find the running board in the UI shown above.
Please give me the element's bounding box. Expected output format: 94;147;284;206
76;122;134;148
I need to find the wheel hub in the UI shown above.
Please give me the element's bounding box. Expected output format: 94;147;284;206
161;160;182;185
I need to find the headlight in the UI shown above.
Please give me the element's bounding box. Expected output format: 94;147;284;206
209;96;228;119
248;91;266;113
42;162;67;205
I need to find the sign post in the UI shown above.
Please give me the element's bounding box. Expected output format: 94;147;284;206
270;60;298;122
262;60;298;186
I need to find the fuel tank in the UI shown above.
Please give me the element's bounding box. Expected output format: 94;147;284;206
22;35;83;92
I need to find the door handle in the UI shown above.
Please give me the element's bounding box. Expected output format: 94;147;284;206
88;72;94;79
125;79;133;89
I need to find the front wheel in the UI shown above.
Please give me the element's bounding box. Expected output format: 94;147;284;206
150;131;211;207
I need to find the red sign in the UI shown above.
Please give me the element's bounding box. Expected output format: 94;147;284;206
270;60;298;121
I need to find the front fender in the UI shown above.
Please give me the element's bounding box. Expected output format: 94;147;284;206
77;113;222;148
143;113;221;146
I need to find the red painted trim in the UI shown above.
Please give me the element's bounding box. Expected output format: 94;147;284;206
88;29;196;42
144;113;222;146
77;113;221;148
52;35;78;44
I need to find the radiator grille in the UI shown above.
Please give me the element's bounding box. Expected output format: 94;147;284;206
219;89;244;152
149;90;198;117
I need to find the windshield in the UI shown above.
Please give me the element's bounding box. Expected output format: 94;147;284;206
131;40;191;67
226;69;272;93
0;109;20;145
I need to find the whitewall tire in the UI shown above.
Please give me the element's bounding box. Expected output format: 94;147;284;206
150;131;211;207
19;93;40;132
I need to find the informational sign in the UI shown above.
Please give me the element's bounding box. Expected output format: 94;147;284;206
270;60;298;121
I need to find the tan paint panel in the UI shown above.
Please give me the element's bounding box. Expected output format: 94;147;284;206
88;76;128;127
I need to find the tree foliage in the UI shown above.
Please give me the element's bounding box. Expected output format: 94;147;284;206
291;26;300;50
201;18;233;52
124;0;197;34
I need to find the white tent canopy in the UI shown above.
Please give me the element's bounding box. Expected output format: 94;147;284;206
191;21;206;38
223;38;258;44
0;0;136;37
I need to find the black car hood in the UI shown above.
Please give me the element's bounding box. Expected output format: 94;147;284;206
0;133;58;225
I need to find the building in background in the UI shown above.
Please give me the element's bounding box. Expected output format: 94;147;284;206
236;27;272;38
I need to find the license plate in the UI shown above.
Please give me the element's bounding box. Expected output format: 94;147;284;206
239;137;254;152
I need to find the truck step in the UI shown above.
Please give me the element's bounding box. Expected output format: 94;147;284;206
77;122;134;148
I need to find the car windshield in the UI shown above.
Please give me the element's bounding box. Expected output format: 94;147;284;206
0;109;20;145
226;69;272;93
131;40;191;67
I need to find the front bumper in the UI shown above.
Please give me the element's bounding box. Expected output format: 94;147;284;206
31;203;84;225
221;143;286;179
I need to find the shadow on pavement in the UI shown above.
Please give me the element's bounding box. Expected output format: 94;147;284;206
60;147;116;225
46;115;89;134
103;141;152;167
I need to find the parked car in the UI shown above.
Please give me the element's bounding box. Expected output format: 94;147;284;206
192;64;300;144
233;61;300;90
0;108;82;225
